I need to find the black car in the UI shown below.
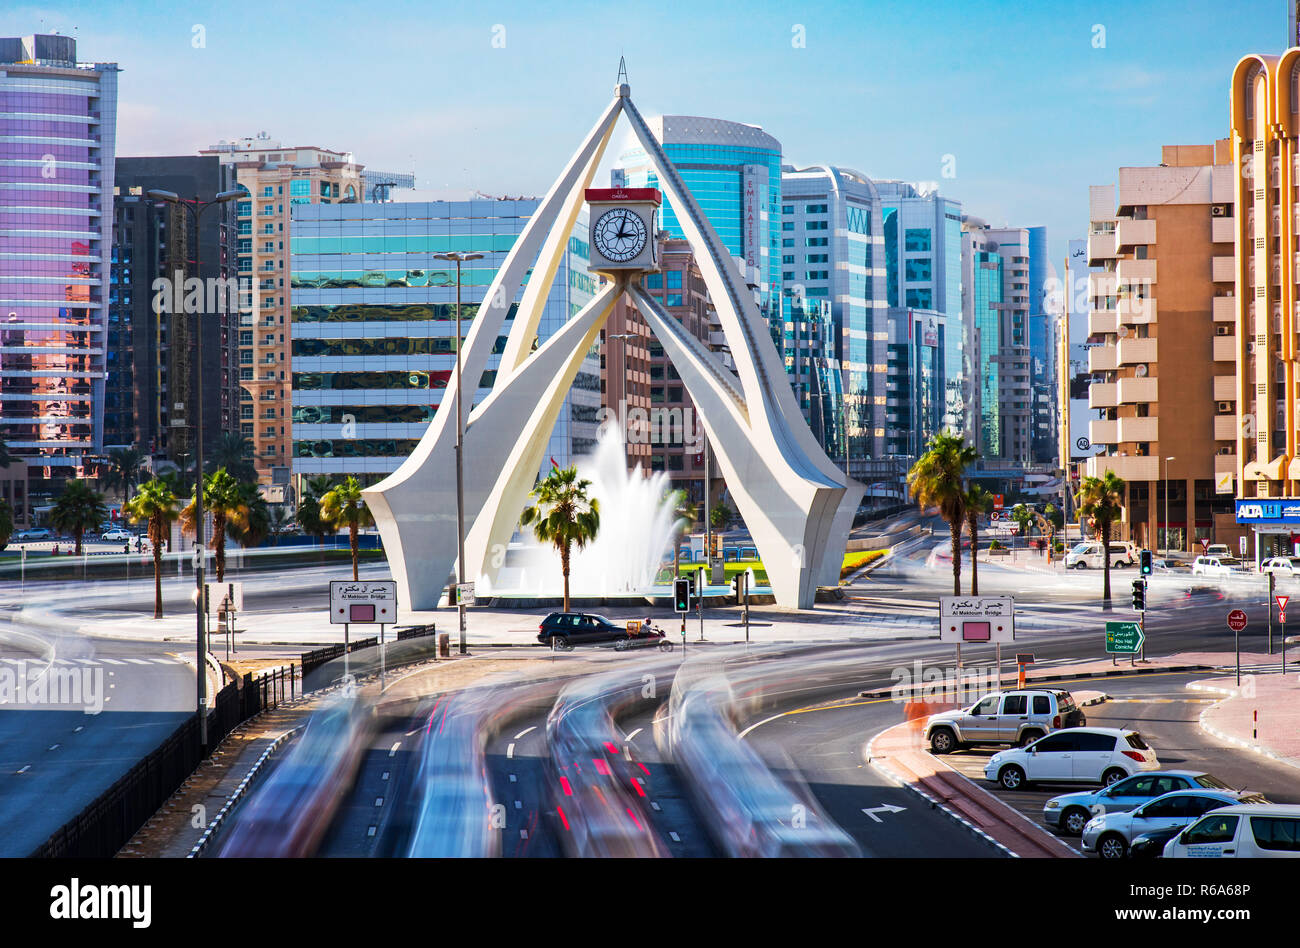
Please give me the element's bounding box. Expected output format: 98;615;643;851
537;613;626;650
1129;825;1183;859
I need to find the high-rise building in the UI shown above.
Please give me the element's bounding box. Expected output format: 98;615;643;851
1083;141;1237;552
874;181;963;456
0;35;118;496
109;156;241;461
780;166;888;472
962;220;1032;466
603;235;723;503
199;134;364;486
289;198;597;481
1058;236;1104;516
1027;225;1059;463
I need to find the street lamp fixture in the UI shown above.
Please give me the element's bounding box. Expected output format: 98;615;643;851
146;187;240;752
433;251;484;655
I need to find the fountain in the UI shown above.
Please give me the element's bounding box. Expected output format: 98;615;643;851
478;425;684;599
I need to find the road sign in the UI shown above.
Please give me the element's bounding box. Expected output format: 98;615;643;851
1199;538;1210;554
939;596;1015;643
1276;595;1289;613
455;581;475;606
1239;536;1248;556
205;581;243;615
990;510;1000;522
1226;609;1248;633
329;579;397;625
1015;653;1035;665
1106;620;1145;654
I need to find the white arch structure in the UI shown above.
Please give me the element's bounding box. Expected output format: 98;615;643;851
363;83;863;610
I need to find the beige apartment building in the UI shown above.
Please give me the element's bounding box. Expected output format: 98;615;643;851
1083;140;1242;553
1231;52;1300;502
199;135;363;485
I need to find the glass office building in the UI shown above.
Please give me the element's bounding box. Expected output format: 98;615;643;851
0;35;118;480
780;165;889;471
289;199;595;479
617;115;783;331
875;181;963;456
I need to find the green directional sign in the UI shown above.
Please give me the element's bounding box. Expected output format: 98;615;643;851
1106;620;1145;654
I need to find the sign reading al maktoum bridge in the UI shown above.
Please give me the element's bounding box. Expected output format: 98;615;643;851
361;73;863;611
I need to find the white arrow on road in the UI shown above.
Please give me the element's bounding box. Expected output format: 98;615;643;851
862;804;906;823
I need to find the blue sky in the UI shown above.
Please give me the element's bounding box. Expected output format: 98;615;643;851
2;0;1282;264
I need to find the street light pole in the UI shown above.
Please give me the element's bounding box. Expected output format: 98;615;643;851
434;251;482;655
1163;456;1175;558
147;188;241;751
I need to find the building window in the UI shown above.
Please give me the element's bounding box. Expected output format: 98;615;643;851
805;237;828;247
905;228;931;252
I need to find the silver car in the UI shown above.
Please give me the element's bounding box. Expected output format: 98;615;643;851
925;689;1086;754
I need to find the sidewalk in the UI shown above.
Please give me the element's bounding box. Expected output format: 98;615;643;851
1184;664;1300;772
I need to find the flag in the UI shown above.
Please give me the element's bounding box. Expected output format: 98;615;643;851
550;457;560;472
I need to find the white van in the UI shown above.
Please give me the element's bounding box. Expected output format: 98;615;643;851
1163;803;1300;858
1065;541;1137;570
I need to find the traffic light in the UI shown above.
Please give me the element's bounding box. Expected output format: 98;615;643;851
674;578;691;613
1140;549;1152;575
1131;578;1146;612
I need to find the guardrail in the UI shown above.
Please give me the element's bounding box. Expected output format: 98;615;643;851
30;625;433;859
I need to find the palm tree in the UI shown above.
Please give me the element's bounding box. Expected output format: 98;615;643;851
180;467;249;582
1077;470;1126;607
519;465;600;613
101;447;147;500
320;476;373;580
907;432;977;595
124;478;179;619
0;438;13;469
208;432;258;482
50;480;108;555
0;497;12;551
227;481;270;551
267;505;293;545
964;484;994;595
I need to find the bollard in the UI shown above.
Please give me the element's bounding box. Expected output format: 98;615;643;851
438;632;450;658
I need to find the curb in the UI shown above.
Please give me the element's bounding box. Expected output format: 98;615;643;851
865;731;1015;858
187;725;300;858
1185;680;1300;774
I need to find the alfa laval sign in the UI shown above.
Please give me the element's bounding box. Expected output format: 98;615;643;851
1235;499;1300;524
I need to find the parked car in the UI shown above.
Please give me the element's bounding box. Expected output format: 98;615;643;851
536;612;625;650
1081;788;1268;859
1129;824;1185;859
1192;555;1252;577
1043;770;1236;836
1204;543;1232;557
1163;803;1300;858
1262;556;1300;577
1065;541;1137;570
984;727;1160;791
925;689;1085;754
14;527;53;541
101;527;134;542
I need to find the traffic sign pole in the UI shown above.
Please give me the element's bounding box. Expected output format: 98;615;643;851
1268;572;1275;655
1227;609;1248;686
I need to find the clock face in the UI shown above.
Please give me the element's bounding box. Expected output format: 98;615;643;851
593;207;648;263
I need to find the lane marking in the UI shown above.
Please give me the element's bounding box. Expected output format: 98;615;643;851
375;797;384;807
514;726;536;740
669;831;681;842
382;771;390;781
16;765;29;774
47;744;59;751
388;741;401;757
367;826;377;837
520;829;529;840
624;727;643;743
506;743;516;759
513;800;522;809
509;774;517;783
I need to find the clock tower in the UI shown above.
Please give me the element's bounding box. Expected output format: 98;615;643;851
585;187;661;275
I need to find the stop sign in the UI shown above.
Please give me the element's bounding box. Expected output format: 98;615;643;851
1227;609;1248;633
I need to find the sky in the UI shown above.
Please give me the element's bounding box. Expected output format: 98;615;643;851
1;0;1283;266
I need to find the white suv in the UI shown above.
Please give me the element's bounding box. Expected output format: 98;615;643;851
984;727;1160;790
1191;555;1252;577
1065;541;1137;570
